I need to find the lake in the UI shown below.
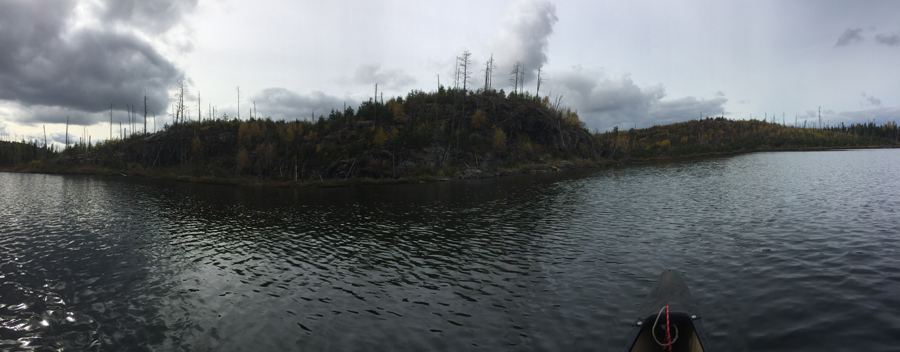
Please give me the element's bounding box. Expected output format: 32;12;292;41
1;149;899;351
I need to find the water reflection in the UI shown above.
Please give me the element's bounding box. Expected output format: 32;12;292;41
2;150;900;351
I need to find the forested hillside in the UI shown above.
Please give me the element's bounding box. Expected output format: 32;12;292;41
2;87;897;185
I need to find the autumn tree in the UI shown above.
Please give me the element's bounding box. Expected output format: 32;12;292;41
493;127;507;152
235;147;249;174
471;109;487;130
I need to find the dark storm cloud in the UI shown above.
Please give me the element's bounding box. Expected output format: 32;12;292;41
835;28;864;47
874;33;900;47
12;105;94;126
252;88;358;121
489;0;558;87
0;0;189;126
552;68;726;131
353;64;416;91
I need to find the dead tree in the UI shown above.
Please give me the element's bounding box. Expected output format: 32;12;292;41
459;50;471;94
459;50;471;115
520;64;525;95
483;54;495;92
536;65;543;97
509;61;521;95
143;94;148;134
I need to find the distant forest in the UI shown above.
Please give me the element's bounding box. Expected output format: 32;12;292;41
1;85;898;184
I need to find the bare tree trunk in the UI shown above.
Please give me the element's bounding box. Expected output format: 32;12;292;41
509;61;521;95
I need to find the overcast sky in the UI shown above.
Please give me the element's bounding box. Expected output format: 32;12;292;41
1;0;898;145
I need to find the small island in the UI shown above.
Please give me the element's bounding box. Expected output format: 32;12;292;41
1;87;897;187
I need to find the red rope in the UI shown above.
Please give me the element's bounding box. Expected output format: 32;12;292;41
665;305;673;352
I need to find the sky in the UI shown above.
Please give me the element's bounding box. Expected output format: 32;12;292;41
1;0;898;147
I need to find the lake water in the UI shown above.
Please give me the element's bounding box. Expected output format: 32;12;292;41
1;149;899;351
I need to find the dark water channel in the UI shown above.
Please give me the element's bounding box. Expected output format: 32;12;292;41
1;149;899;351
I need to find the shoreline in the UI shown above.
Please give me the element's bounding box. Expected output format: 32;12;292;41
3;145;894;188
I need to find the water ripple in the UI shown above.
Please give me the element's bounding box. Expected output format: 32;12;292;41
2;150;900;350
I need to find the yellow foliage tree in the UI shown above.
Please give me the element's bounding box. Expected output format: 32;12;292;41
493;127;507;152
388;101;405;122
471;109;487;129
373;126;397;147
235;147;249;174
373;127;387;147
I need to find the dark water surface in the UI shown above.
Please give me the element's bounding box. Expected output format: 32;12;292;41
1;149;899;351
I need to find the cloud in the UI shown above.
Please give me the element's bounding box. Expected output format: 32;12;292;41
488;0;558;88
835;28;864;47
796;106;900;127
99;0;199;34
874;33;900;47
251;87;358;121
353;64;416;91
835;106;900;125
550;67;727;131
861;92;882;107
0;0;192;126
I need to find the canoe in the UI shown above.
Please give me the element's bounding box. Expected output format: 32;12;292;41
621;269;712;352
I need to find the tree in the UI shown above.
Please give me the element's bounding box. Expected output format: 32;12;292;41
471;109;487;129
483;54;495;92
459;50;471;94
144;93;148;134
509;61;521;96
493;127;507;152
388;100;405;122
190;136;203;163
235;147;249;174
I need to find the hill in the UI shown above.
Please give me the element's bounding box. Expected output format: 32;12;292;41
2;88;898;185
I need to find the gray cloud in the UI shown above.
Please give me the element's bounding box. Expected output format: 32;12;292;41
99;0;199;34
835;28;864;47
251;88;358;121
874;33;900;47
488;0;558;88
353;64;416;91
551;67;727;131
861;92;882;107
0;0;190;127
836;106;900;125
796;106;900;127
